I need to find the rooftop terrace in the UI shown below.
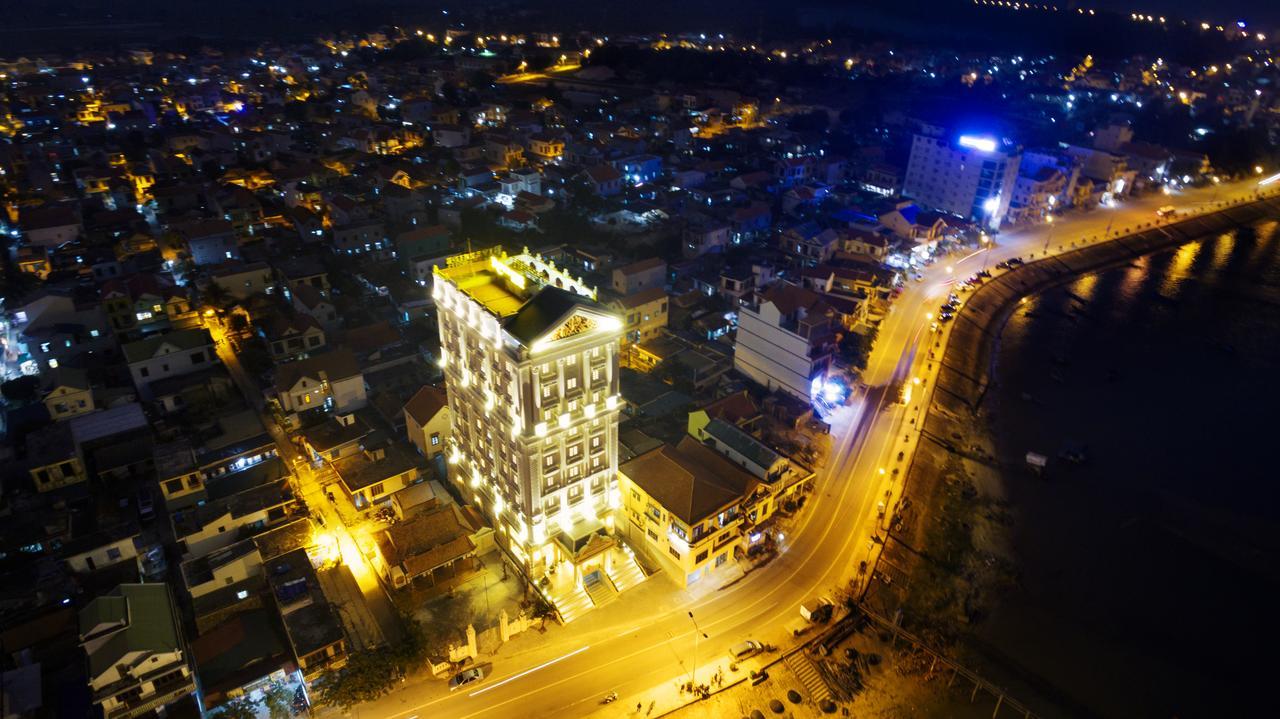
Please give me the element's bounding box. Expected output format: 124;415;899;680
434;248;597;318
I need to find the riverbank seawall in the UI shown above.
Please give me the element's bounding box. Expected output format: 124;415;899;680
930;194;1280;426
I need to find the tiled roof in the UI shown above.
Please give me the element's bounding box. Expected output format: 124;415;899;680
403;385;448;426
274;349;360;393
620;436;755;526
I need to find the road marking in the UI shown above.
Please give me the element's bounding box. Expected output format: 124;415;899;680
467;645;591;697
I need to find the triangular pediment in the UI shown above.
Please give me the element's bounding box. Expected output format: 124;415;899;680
528;306;620;351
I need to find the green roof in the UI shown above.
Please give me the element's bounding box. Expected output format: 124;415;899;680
82;584;182;679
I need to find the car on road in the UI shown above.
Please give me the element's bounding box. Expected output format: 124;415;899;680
938;312;954;322
976;269;992;278
449;668;484;690
728;640;764;661
1007;257;1024;266
1156;205;1177;217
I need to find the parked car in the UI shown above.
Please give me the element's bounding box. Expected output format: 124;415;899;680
728;640;764;661
136;488;156;522
449;667;484;691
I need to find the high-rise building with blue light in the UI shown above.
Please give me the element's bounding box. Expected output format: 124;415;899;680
902;128;1022;230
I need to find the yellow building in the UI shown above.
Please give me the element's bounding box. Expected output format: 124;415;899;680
618;437;756;587
26;424;88;492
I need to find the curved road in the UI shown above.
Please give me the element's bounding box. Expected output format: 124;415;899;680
338;177;1278;719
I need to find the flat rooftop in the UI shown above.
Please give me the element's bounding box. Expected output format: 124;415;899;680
436;250;598;318
449;266;527;317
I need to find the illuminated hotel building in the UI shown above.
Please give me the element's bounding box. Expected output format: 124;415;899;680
433;249;624;576
902;127;1022;230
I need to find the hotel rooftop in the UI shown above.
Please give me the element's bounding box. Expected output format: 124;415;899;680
434;248;597;318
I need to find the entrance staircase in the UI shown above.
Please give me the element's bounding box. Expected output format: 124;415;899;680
606;552;648;592
554;584;594;624
582;572;618;609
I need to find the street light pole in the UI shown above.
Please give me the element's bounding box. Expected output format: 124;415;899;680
1042;215;1055;255
687;611;707;691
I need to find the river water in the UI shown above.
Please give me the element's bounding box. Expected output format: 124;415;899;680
980;216;1280;717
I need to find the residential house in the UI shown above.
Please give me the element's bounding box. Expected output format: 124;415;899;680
617;154;662;185
403;385;450;461
394;225;451;261
1008;167;1067;225
681;214;730;258
432;124;471;148
272;349;366;423
775;157;813;187
171;470;295;558
274;255;329;296
687;391;762;436
190;610;291;715
26;423;88;492
498;209;538;232
41;366;95;421
619;437;756;587
291;284;339;329
21;205;82;247
79;583;194;719
181;539;262;601
841;228;891;261
779;223;839;267
606;287;669;357
331;221;387;256
582;164;623;196
260;314;326;363
99;273;194;336
878;203;951;243
371;504;477;588
209;262;275;301
527;132;565;162
178;220;239;266
332;442;421;511
122;328;216;400
691;418;814;529
611;257;667;296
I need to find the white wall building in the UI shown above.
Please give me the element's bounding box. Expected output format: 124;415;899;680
122;329;216;400
733;283;836;403
901;130;1022;230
